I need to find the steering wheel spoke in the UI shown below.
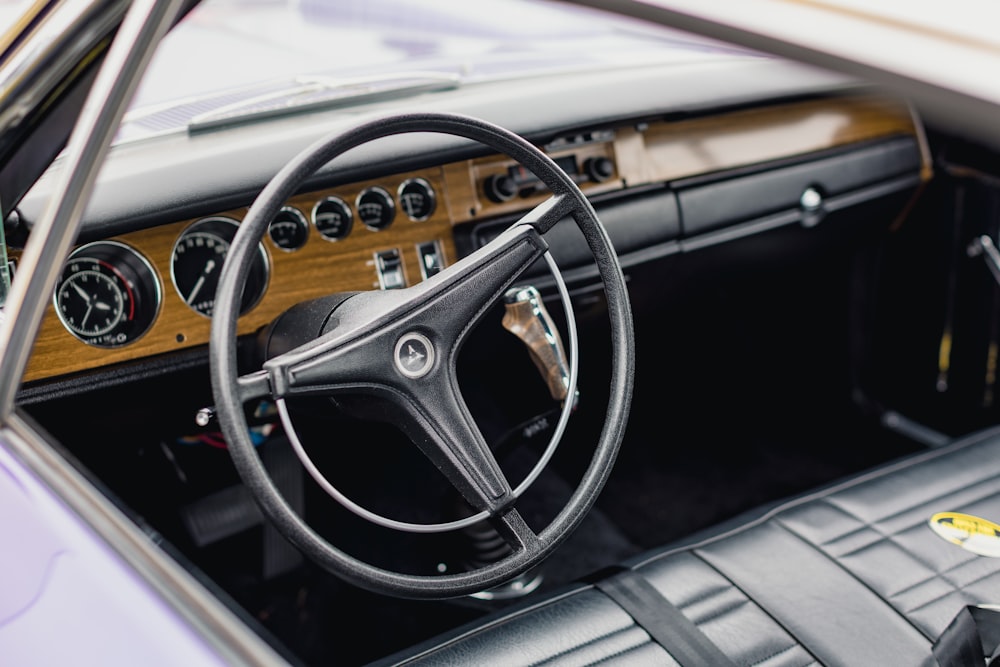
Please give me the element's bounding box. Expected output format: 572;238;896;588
263;329;383;398
395;376;514;513
492;507;542;555
402;220;550;331
235;369;272;403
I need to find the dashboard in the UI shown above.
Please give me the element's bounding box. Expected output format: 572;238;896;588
18;94;925;385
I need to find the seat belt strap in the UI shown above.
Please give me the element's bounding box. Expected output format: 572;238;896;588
933;605;1000;666
596;568;738;667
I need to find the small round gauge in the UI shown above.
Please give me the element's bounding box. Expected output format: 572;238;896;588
268;206;309;251
312;196;353;241
171;217;269;317
54;241;161;348
398;178;436;222
356;186;396;231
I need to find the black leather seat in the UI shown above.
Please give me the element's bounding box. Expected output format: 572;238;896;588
376;426;1000;666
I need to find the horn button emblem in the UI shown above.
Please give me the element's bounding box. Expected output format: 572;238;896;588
394;332;435;379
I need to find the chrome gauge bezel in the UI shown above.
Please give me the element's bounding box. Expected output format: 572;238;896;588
311;196;354;241
170;216;270;318
397;177;437;222
267;205;310;252
356;185;396;231
53;240;162;348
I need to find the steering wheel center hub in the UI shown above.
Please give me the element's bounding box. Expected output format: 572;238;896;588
394;332;434;378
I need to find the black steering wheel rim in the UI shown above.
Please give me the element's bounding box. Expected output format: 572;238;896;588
210;112;635;599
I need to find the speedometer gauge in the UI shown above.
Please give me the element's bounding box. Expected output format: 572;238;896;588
54;241;161;348
171;217;270;317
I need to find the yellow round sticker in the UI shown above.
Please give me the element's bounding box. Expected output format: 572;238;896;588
929;512;1000;558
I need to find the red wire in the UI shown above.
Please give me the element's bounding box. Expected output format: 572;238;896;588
197;433;228;449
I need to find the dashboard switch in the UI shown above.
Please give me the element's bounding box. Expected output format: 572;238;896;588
417;241;444;280
483;174;517;203
584;156;614;183
375;249;406;289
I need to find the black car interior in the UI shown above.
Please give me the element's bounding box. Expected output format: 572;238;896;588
12;9;1000;661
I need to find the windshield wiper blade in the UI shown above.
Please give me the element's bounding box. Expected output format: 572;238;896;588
187;72;461;133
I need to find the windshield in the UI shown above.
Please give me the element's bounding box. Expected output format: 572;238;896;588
109;0;759;141
0;0;762;145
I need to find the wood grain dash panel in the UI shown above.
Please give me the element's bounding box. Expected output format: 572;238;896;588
24;167;457;383
641;95;922;182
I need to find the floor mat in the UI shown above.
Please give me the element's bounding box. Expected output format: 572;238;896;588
597;409;924;549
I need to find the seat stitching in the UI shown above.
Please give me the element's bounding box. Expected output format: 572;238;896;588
746;642;798;667
688;550;825;666
775;517;936;641
632;428;1000;570
788;658;819;667
691;596;749;626
675;583;735;612
888;555;982;599
582;640;661;667
903;567;1000;615
810;501;913;561
831;525;976;564
818;474;1000;549
818;522;877;548
798;487;1000;610
531;625;645;666
812;498;990;606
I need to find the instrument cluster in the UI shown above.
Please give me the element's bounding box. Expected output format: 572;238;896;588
51;177;439;348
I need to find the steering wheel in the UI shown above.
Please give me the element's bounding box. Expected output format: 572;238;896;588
210;113;634;599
